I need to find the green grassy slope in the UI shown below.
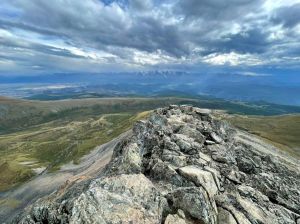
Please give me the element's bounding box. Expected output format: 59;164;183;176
0;111;150;191
0;96;201;191
2;96;299;134
1;96;300;191
226;114;300;158
0;97;198;134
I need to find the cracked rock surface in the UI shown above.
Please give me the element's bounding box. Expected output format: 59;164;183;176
13;106;300;224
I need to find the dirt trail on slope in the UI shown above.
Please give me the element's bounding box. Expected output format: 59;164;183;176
0;131;131;223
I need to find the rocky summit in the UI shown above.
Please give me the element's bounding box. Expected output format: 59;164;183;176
13;106;300;224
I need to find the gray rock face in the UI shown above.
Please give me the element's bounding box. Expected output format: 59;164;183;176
13;106;300;224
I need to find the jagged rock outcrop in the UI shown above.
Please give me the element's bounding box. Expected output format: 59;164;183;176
13;106;300;224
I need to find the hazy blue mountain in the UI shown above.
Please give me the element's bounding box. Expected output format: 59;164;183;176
1;71;299;106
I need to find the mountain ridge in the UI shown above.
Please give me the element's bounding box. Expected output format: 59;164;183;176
12;105;300;224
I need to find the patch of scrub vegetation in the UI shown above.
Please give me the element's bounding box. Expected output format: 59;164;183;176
226;114;300;158
0;111;150;191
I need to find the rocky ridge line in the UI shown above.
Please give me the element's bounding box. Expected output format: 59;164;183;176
14;105;300;224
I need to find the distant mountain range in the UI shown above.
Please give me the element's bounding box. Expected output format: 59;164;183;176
0;71;299;106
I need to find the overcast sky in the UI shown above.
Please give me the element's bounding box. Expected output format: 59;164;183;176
0;0;299;75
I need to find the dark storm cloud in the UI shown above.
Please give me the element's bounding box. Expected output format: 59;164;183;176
175;0;262;20
129;0;152;11
219;29;270;54
127;17;187;57
4;0;185;57
0;19;64;37
0;0;299;74
0;33;84;59
272;3;300;28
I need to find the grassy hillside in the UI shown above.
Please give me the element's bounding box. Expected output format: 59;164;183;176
1;96;300;191
226;114;300;158
0;96;203;191
0;111;150;191
2;96;300;135
0;97;198;134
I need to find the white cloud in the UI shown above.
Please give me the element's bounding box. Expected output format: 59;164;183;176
0;0;299;74
239;72;271;76
132;50;178;66
202;52;263;66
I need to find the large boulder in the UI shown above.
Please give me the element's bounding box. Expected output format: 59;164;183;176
71;174;166;224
